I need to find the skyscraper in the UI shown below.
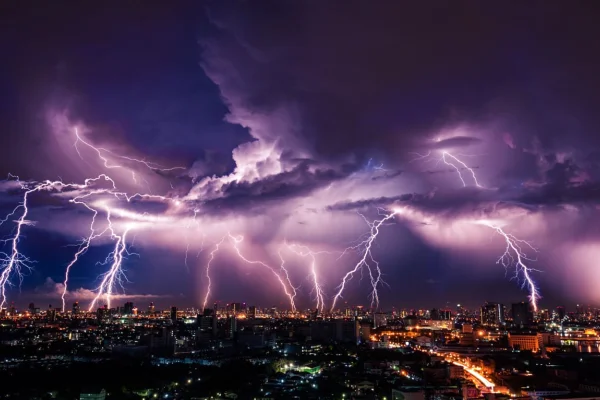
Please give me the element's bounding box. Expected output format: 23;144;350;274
248;305;257;318
170;306;177;323
72;301;80;315
481;302;505;326
511;302;533;327
124;302;134;315
556;306;566;321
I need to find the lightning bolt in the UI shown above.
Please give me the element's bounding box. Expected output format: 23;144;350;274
409;150;482;187
475;220;540;311
89;223;135;311
331;209;397;312
285;243;325;313
228;233;297;312
441;151;482;188
61;198;108;312
0;177;115;308
277;249;299;310
202;237;225;311
406;147;541;309
74;128;185;175
0;126;191;312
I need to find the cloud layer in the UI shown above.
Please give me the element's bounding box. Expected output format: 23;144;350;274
2;2;600;309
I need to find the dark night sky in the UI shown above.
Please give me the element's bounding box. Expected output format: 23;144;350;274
1;1;600;311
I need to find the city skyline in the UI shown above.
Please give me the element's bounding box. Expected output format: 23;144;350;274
3;3;600;311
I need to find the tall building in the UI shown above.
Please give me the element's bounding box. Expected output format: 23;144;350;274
72;301;80;315
481;302;505;326
148;302;155;314
47;304;56;322
440;309;452;320
123;302;134;315
556;306;566;321
374;312;387;328
170;306;177;323
228;315;237;339
248;306;257;318
97;305;108;323
511;302;533;327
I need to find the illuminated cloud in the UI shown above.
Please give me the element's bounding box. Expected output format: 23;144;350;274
2;2;600;309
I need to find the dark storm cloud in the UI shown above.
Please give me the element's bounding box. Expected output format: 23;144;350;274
200;160;356;212
328;194;418;212
204;0;600;168
0;2;248;181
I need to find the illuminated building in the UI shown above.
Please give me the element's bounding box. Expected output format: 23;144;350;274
72;301;80;315
148;302;155;313
248;305;257;318
481;302;505;326
512;302;533;327
508;332;539;352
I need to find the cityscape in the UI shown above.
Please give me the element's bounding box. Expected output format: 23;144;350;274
3;1;600;400
2;299;600;399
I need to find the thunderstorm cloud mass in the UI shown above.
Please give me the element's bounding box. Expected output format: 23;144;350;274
2;1;600;312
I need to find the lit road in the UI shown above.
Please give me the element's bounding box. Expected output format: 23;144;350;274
451;361;495;391
419;348;496;392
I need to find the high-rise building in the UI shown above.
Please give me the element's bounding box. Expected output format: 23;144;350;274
97;305;108;323
511;302;533;327
481;302;505;326
228;315;237;339
148;302;155;314
123;302;134;315
440;309;452;320
248;306;257;318
170;306;177;323
47;304;56;322
72;301;80;315
556;306;566;321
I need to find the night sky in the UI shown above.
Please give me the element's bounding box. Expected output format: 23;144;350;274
2;1;600;311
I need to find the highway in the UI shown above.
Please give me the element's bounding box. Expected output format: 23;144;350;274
451;360;495;391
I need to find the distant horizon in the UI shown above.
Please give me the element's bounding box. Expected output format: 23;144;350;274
6;297;591;313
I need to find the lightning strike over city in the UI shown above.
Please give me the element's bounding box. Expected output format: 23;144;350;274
1;1;598;339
